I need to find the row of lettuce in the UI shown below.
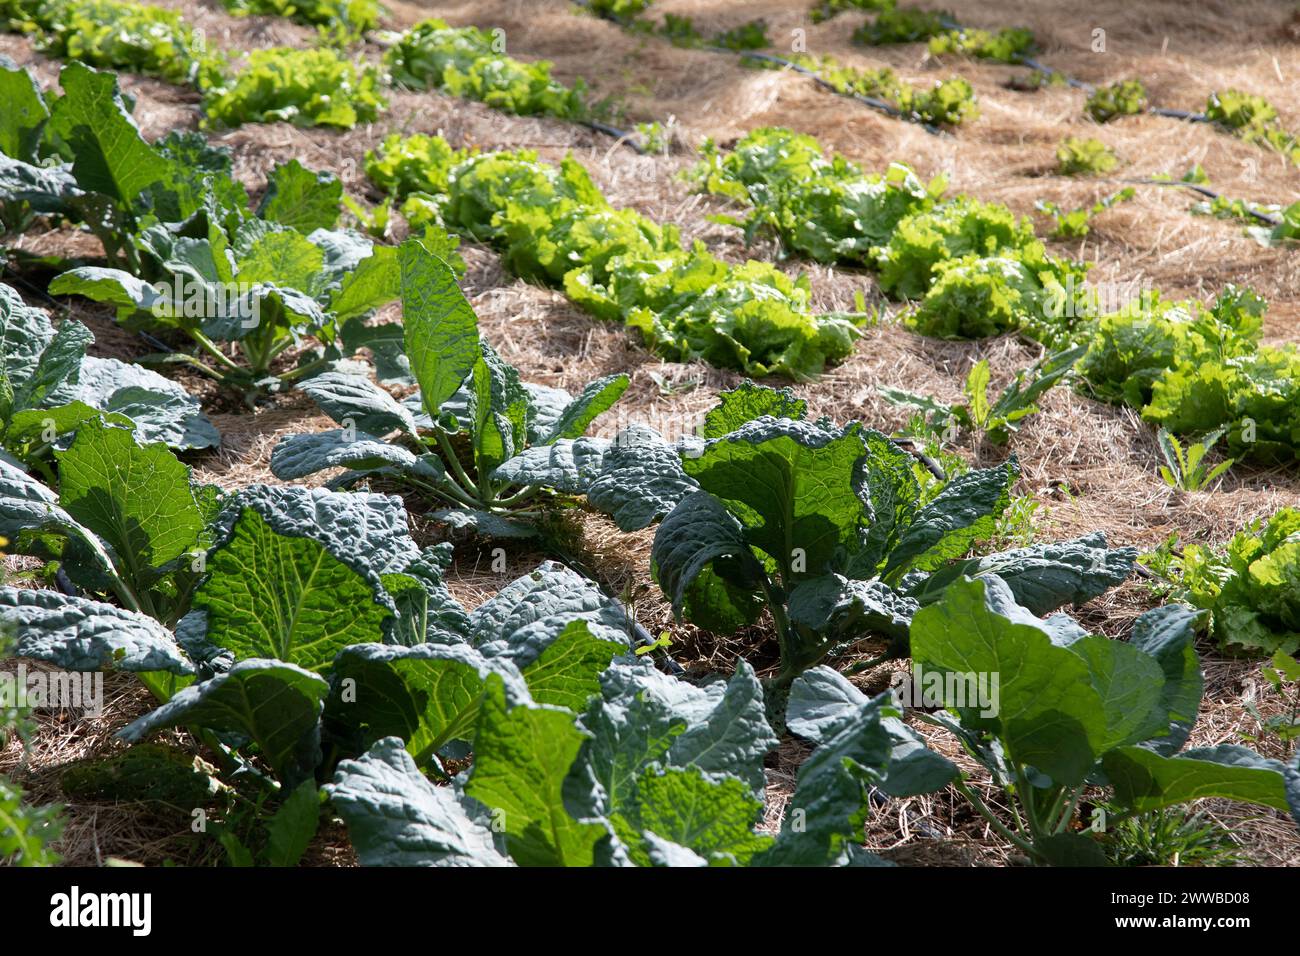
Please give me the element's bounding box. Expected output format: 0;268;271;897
0;3;597;131
595;0;1300;165
5;51;1296;468
0;59;857;382
3;55;1296;466
583;0;980;128
3;235;1298;865
10;0;1296;180
0;1;976;134
359;120;1299;464
686;126;1300;466
823;0;1300;166
4;1;928;138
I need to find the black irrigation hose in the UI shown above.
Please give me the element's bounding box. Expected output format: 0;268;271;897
1104;177;1284;226
1013;55;1092;91
578;119;648;154
892;438;948;482
1149;107;1209;122
137;330;178;353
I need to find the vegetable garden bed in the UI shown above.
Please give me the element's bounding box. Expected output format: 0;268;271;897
1;0;1298;871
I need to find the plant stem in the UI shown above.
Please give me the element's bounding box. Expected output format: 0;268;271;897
190;330;245;373
760;577;798;688
954;778;1037;857
434;429;479;497
277;357;329;385
1053;786;1085;834
110;575;143;615
844;653;891;675
1042;786;1070;832
491;485;538;508
1013;764;1046;842
141;351;226;381
406;477;481;510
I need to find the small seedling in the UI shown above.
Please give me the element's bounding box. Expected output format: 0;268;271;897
1156;426;1234;491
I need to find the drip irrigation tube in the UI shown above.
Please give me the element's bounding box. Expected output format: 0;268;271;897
1014;55;1091;92
579;119;648;154
1105;177;1283;226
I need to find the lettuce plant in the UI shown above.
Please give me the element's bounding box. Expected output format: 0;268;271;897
365;133;860;379
791;577;1300;866
500;382;1137;686
34;0;216;85
653;13;770;51
1055;136;1118;176
928;26;1036;63
1075;288;1261;409
906;252;1087;341
744;55;977;127
271;243;628;537
810;0;894;23
874;197;1031;297
1192;195;1300;247
874;195;1084;300
586;0;769;54
1035;187;1134;239
221;0;381;40
692;129;1085;331
586;0;652;16
385;19;587;120
1145;346;1300;462
1177;509;1300;655
1077;284;1300;462
1205;89;1300;164
1085;79;1147;123
853;6;948;45
0;0;217;85
710;18;770;50
202;47;386;129
691;127;944;264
